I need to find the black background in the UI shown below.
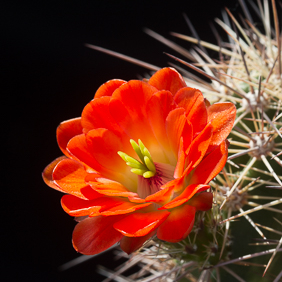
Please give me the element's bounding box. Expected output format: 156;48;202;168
3;0;241;281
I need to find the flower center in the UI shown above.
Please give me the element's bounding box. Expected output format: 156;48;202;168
118;139;156;178
137;163;174;199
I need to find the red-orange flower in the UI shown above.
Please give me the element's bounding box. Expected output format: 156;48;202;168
43;68;236;255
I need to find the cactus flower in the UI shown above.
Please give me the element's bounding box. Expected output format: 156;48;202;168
43;67;236;255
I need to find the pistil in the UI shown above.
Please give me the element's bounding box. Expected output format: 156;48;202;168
118;139;156;178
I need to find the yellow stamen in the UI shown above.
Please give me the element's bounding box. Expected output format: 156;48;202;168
118;139;156;178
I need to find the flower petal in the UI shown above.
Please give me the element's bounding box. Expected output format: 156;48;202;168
174;137;185;178
72;215;124;255
94;79;126;98
186;123;213;170
137;163;174;199
166;108;193;158
127;195;147;203
85;174;138;197
61;194;106;217
109;80;158;146
174;87;207;134
159;184;209;210
157;205;196;243
68;130;134;185
148;67;187;95
85;128;126;172
81;96;123;135
120;230;156;254
42;156;66;190
144;184;175;204
52;158;97;199
62;195;147;217
187;192;213;211
57;118;83;157
146;90;176;163
66;134;111;176
101;202;151;216
113;210;170;237
207;102;236;151
188;140;228;185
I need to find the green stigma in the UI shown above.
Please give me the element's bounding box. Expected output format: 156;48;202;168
118;139;156;178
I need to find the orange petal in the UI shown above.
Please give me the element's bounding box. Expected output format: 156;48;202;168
207;102;236;152
186;123;213;170
80;186;105;200
42;156;66;191
174;87;208;134
137;162;174;199
157;205;196;242
61;194;107;217
145;185;175;204
159;184;209;210
101;202;152;216
43;156;100;199
120;230;156;254
161;174;186;193
52;158;95;199
148;67;187;95
166;108;193;158
85;174;138;198
61;195;134;217
127;195;147;203
188;140;228;185
146;90;176;155
174;137;186;178
94;79;126;98
113;210;170;237
81;96;123;136
72;215;124;255
66;134;110;176
182;120;194;153
62;195;144;217
57;118;83;157
187;192;213;211
85;128;125;172
109;80;157;146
